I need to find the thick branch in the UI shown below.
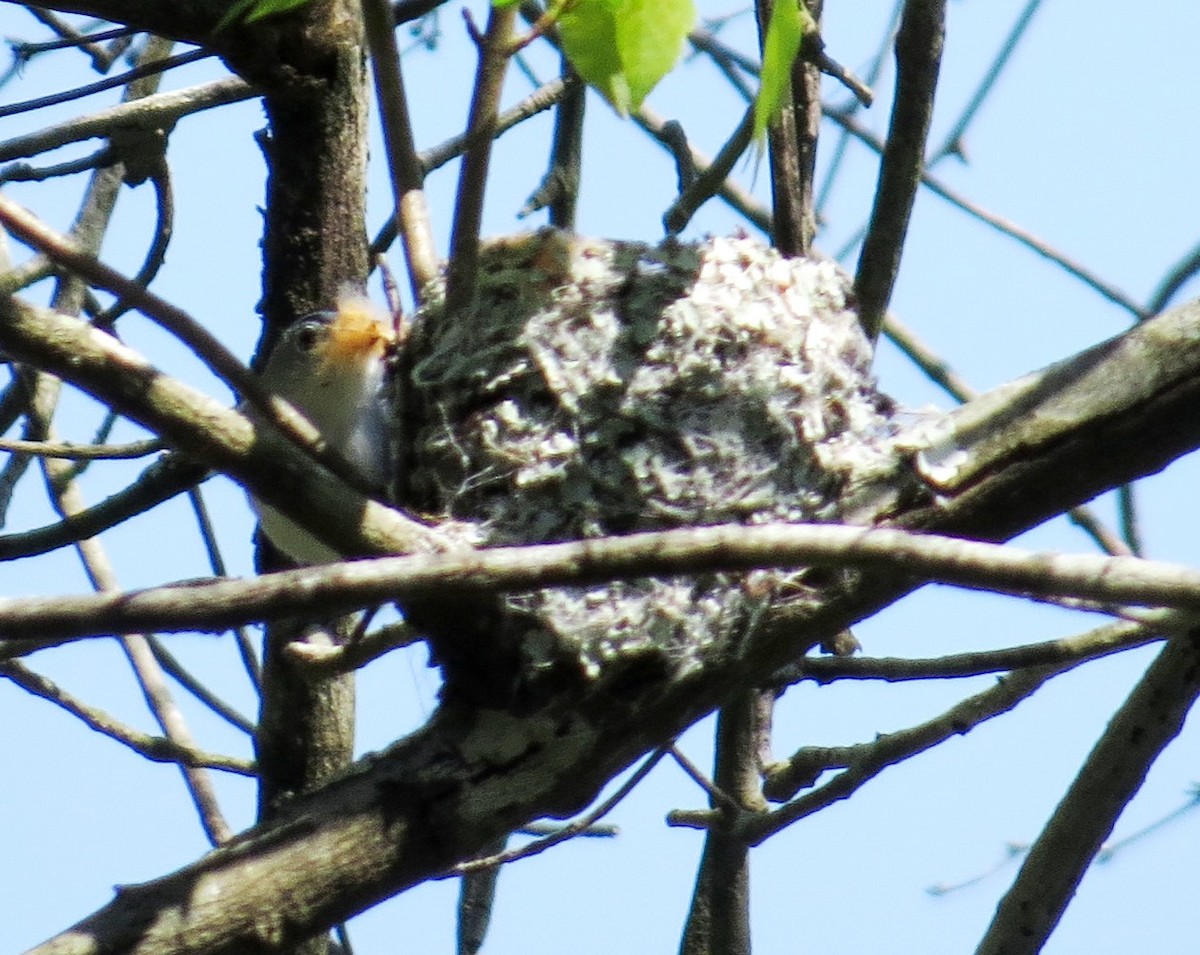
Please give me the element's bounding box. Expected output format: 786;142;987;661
976;631;1200;954
16;289;1200;954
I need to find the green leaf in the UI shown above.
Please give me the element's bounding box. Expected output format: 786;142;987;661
244;0;313;22
491;0;523;7
558;0;695;116
753;1;815;143
215;0;314;32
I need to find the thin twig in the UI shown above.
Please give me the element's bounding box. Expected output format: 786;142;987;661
792;613;1169;684
0;49;212;119
451;746;667;875
519;56;583;227
18;9;132;73
1117;484;1143;556
687;27;755;102
187;486;262;690
751;662;1059;825
0;453;204;566
1069;505;1134;557
829;109;1148;320
285;619;421;675
878;312;1126;557
96;162;174;327
364;0;439;299
663;104;756;235
445;3;518;318
669;743;741;814
11;24;132;57
0;659;254;774
39;406;234;844
0;77;253;165
854;0;947;341
369;77;573;259
0;147;112;184
636;105;771;235
881;312;976;402
0;434;163;459
1096;787;1200;864
816;0;902;213
1146;238;1200;315
146;636;256;734
926;0;1043;163
0;196;380;491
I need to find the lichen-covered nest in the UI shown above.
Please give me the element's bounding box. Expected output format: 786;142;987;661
401;231;900;699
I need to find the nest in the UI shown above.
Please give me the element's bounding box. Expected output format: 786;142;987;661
402;231;900;700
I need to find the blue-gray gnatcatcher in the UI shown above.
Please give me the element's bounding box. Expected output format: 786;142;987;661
250;302;395;564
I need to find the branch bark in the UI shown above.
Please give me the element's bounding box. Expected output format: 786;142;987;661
853;0;947;341
17;296;1200;955
976;630;1200;954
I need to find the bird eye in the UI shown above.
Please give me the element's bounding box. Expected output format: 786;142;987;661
292;317;328;354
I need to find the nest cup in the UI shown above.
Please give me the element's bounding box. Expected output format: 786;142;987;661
402;231;901;700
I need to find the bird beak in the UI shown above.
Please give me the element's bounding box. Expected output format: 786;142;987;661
325;298;395;365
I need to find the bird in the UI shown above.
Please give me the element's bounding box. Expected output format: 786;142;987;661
250;299;396;564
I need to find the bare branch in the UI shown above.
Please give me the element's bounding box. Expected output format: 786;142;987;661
364;0;439;298
663;105;755;236
854;0;947;341
0;49;213;119
679;691;766;955
0;659;254;775
635;106;772;234
829;110;1148;320
370;77;573;260
451;746;666;875
10;521;1200;645
793;614;1168;683
285;620;420;675
976;631;1200;954
0;453;204;566
445;3;517;317
44;437;235;844
0;434;162;459
2;0;232;48
1147;238;1200;314
926;0;1043;163
745;662;1054;820
186;486;262;692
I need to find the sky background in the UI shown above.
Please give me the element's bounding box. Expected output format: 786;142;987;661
3;2;1199;952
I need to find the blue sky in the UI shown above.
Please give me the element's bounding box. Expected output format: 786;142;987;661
3;2;1199;952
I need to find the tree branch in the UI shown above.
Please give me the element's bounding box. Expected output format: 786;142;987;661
853;0;947;341
0;453;205;565
0;659;254;774
363;0;438;298
0;77;244;163
12;270;1200;955
976;630;1200;954
9;520;1200;645
445;3;517;318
